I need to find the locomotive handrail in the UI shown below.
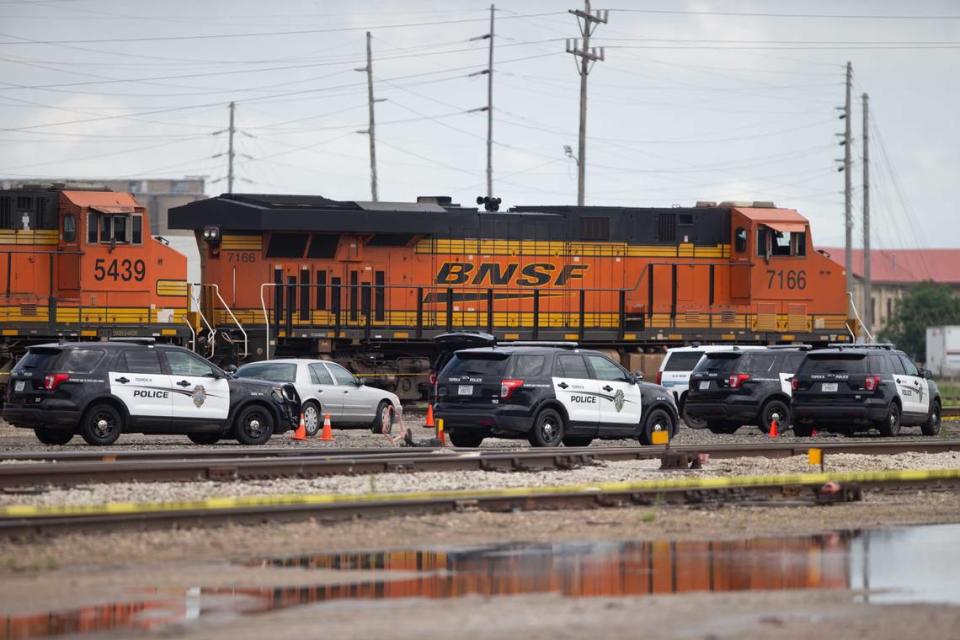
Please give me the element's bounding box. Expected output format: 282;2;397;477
259;282;279;359
183;316;197;352
210;283;248;358
187;283;216;358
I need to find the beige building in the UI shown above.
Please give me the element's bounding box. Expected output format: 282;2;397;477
822;248;960;333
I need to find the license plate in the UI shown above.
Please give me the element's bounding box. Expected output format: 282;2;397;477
14;381;25;392
458;385;474;396
699;381;710;390
821;382;838;392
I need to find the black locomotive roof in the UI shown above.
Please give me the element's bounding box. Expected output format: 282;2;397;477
168;193;733;245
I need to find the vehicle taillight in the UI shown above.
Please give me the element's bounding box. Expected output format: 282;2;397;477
428;372;437;386
728;373;750;389
500;378;524;400
864;375;881;392
791;377;800;391
656;371;662;385
43;373;70;390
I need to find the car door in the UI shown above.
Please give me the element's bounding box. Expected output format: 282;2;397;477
552;353;599;433
109;348;172;423
325;362;368;423
161;349;231;424
308;362;342;420
897;353;929;418
584;354;643;431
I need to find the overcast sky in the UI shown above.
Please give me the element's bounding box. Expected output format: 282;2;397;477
1;0;958;248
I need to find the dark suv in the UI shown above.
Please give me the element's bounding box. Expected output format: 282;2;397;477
685;347;808;434
791;345;941;437
434;345;678;447
3;340;300;446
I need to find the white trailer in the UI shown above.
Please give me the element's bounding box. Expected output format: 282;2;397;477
926;325;960;378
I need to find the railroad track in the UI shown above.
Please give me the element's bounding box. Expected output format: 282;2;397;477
944;406;960;420
2;468;960;537
3;440;960;489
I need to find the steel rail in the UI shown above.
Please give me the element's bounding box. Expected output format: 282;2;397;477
3;440;960;489
2;468;959;537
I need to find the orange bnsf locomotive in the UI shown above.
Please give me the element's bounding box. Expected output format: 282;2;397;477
0;186;190;387
169;193;848;399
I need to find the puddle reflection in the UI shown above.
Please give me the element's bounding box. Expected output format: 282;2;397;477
4;525;958;639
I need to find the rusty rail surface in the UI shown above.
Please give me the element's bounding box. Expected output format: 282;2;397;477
3;440;960;490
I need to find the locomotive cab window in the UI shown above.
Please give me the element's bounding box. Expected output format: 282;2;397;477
87;212;143;245
62;214;76;242
757;225;806;258
734;227;747;252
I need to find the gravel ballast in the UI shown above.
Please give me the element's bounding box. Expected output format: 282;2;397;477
3;451;959;508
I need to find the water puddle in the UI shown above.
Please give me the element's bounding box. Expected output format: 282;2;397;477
3;523;958;638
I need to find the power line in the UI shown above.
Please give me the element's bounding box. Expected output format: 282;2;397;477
608;8;960;20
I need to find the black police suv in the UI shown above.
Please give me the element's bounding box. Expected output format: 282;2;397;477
3;340;300;446
434;345;678;447
791;345;942;437
684;347;808;434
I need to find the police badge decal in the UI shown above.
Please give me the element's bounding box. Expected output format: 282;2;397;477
192;385;207;408
613;389;625;413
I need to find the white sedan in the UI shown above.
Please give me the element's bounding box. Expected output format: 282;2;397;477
235;359;400;436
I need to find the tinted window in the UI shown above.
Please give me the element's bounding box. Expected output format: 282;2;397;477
798;354;866;375
888;353;906;375
309;363;334;385
326;363;357;385
511;354;548;378
695;353;743;374
555;354;589;378
586;354;627;381
132;215;142;244
663;351;703;372
898;354;919;376
237;362;296;383
87;212;98;244
16;349;61;372
121;349;162;374
58;349;105;373
165;350;217;377
868;353;891;375
441;353;508;379
744;353;778;375
785;353;806;372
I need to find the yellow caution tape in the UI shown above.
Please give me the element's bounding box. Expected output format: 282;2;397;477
3;467;959;519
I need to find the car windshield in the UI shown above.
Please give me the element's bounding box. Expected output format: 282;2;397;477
798;353;866;375
663;352;703;371
237;362;297;383
441;353;509;378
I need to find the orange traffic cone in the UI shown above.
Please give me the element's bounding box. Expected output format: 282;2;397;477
320;414;334;442
291;413;307;441
425;403;435;429
436;417;446;446
769;417;779;439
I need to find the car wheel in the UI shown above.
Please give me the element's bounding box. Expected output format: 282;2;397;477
528;408;564;447
302;401;322;437
79;403;123;446
921;401;941;436
640;408;675;445
707;422;740;434
188;433;221;445
449;430;484;447
878;403;901;437
759;399;790;433
682;404;707;429
235;404;274;445
562;436;593;447
370;400;393;435
34;427;74;445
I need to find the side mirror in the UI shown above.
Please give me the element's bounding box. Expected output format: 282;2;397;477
920;368;932;379
355;377;363;387
628;372;642;384
225;364;238;374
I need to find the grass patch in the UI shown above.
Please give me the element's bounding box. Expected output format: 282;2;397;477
937;380;960;406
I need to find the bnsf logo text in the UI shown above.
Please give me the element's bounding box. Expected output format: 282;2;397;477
435;262;587;286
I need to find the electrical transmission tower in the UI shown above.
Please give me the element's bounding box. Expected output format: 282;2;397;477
468;4;496;198
835;62;853;316
566;0;607;206
213;101;253;193
356;31;382;201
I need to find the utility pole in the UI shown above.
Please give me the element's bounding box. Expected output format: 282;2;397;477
468;5;495;198
566;0;608;206
356;31;379;201
837;61;853;317
862;92;872;334
227;101;236;194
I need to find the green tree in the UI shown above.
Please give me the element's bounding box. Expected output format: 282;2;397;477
880;282;960;361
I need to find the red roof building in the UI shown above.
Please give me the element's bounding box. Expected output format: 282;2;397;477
820;247;960;332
